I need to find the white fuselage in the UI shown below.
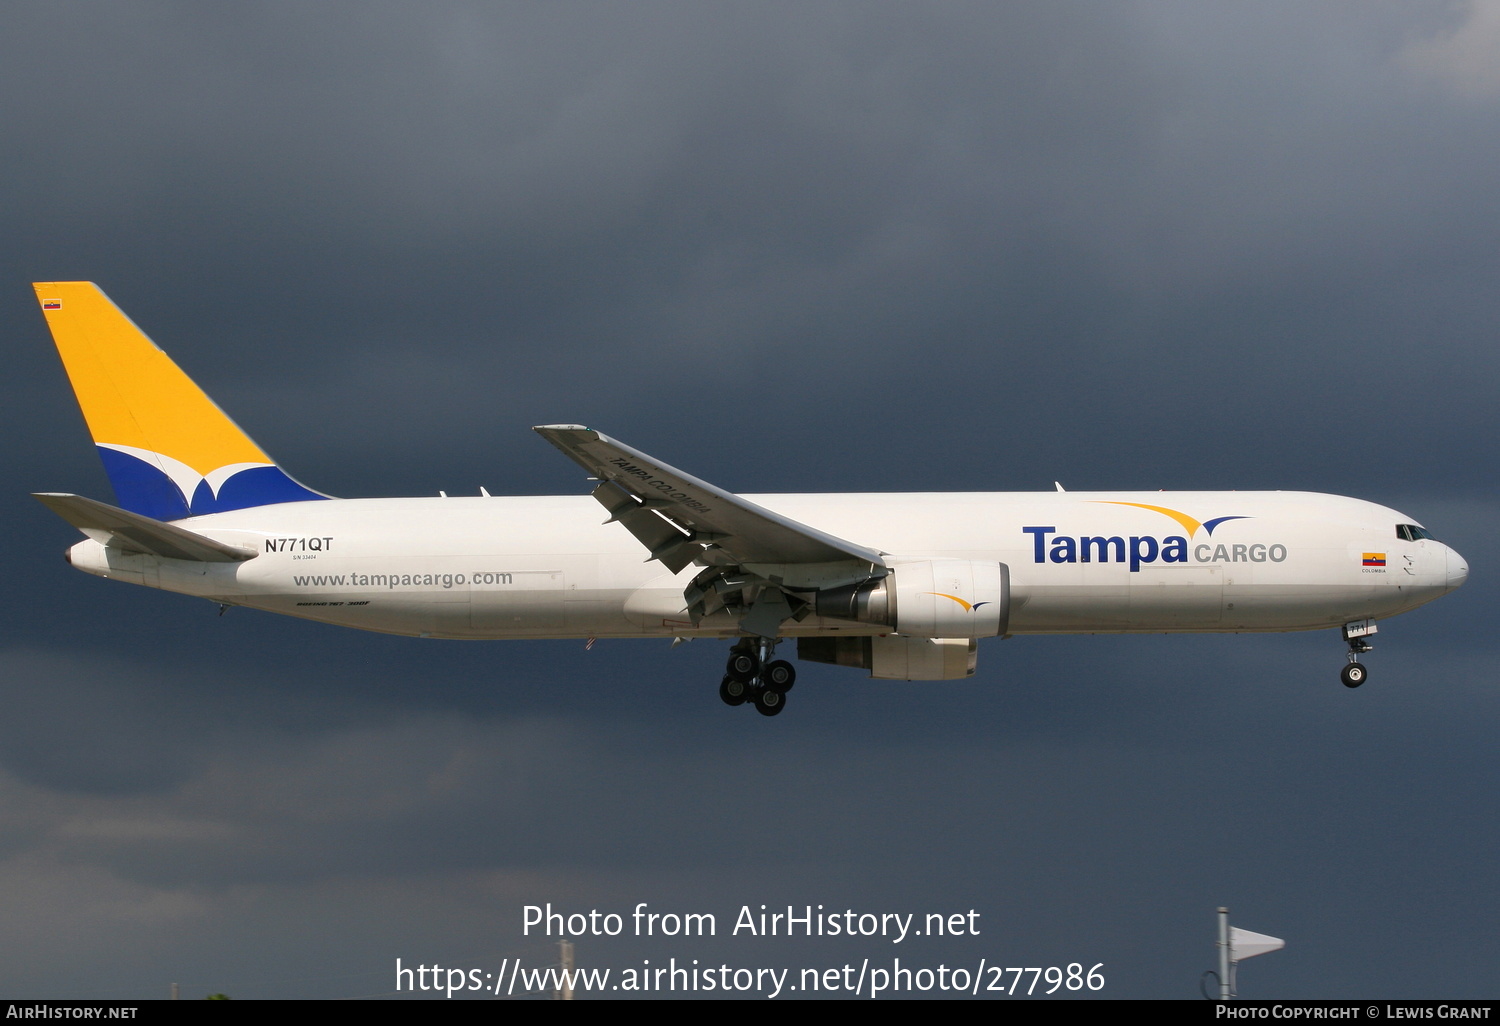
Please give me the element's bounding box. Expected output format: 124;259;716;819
65;490;1466;641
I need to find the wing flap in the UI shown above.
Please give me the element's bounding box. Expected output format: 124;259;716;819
535;426;885;568
589;480;694;572
535;425;887;638
33;492;258;563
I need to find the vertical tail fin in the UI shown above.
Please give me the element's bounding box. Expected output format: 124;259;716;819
34;282;327;520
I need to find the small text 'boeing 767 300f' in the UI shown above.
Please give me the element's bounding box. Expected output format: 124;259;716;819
31;282;1468;716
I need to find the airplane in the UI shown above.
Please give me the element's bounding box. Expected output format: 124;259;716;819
31;282;1469;716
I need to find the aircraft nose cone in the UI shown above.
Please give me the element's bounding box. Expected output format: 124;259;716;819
1447;546;1469;590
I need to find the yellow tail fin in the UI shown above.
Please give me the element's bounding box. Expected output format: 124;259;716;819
35;282;324;519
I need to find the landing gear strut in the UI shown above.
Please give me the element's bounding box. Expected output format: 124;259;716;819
1340;620;1376;688
719;637;796;715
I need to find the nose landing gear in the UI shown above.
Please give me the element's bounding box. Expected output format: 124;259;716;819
1340;620;1376;688
719;638;796;715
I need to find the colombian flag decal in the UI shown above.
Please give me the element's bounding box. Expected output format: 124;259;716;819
1363;553;1386;567
42;299;61;310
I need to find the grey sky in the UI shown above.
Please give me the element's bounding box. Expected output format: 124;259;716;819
2;1;1496;998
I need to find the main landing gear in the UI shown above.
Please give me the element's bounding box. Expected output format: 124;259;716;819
1340;620;1376;688
719;637;796;717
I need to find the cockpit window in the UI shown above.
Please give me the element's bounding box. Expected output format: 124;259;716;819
1396;524;1437;542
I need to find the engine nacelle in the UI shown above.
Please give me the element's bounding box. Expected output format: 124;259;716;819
814;559;1009;639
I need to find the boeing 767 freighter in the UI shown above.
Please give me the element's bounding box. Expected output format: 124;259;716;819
31;282;1468;715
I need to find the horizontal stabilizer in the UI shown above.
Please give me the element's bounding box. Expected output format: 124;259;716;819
33;493;258;563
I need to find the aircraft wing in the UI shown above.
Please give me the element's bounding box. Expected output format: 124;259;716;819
533;425;886;574
33;492;258;563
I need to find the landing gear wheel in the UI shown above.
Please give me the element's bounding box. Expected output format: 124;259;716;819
753;686;786;717
763;659;796;692
726;651;760;683
1341;663;1367;688
719;675;748;706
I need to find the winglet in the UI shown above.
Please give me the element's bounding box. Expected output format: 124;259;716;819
34;283;327;521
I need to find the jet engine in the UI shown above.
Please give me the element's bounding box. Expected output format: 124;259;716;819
813;559;1009;639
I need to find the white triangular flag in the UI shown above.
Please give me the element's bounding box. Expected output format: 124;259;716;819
1229;926;1284;962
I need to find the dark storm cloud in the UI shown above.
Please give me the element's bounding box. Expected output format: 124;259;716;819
1;0;1496;999
3;630;1496;998
7;2;1496;498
